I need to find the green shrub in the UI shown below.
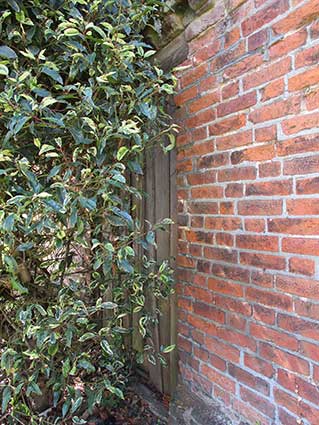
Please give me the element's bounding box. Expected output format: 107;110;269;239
0;0;177;423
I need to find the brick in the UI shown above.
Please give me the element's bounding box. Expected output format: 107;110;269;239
232;399;270;425
284;154;319;176
224;26;241;49
205;246;238;263
244;353;274;378
177;255;196;268
250;323;297;349
297;176;319;194
223;53;264;79
251;270;274;288
217;92;257;118
205;216;242;230
193;39;221;63
193;301;226;324
278;313;319;340
246;180;292;197
201;364;236;393
247;287;293;312
310;19;319;39
248;28;268;51
287;198;319;215
300;340;319;362
288;68;319;91
199;74;217;92
260;342;309;375
278;408;299;425
242;0;289;36
186;108;216;128
216;130;252;151
174;86;198;106
208;278;243;297
274;389;319;424
276;275;319;300
240;387;275;418
253;304;275;325
283;112;319;137
191;185;224;199
244;218;265;232
273;0;319;34
255;125;277;142
249;96;300;123
238;200;282;215
295;299;319;320
283;236;319;254
220;201;234;215
206;337;240;363
218;328;257;351
228;364;269;394
228;312;246;331
262;78;284;101
289;257;315;276
209;114;246;136
296;44;319;69
269;29;307;59
212;42;246;71
180;63;208;88
188;89;220;113
188;201;218;214
197;152;229;169
236;234;278;251
184;285;212;303
231;144;275;165
187;314;219;337
185;230;214;244
278;369;319;407
277;134;319;157
213;294;252;317
222;81;239;100
269;217;319;235
243;57;291;91
178;335;192;353
240;252;286;271
225;183;244;197
218;166;257;182
305;88;319;110
178;141;213;161
211;263;250;283
187;170;216;186
216;232;234;247
259;161;281;177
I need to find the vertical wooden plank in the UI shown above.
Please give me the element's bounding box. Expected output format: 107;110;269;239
145;147;163;393
154;145;171;395
132;172;144;354
169;149;178;394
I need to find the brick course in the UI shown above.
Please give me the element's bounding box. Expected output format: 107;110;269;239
173;0;319;423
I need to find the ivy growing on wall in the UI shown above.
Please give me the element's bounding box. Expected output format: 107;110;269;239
0;0;177;423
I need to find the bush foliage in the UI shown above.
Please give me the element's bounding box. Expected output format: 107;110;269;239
0;0;176;423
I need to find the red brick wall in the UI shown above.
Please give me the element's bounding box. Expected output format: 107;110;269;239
174;1;319;423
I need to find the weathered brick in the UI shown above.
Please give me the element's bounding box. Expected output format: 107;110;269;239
238;199;282;215
249;96;300;123
218;166;257;182
284;155;319;176
231;144;275;165
288;67;319;91
209;114;246;136
240;252;286;270
228;364;269;394
269;29;307;59
216;130;253;151
289;257;315;276
243;57;291;90
246;180;292;197
287;198;319;215
269;218;319;235
240;387;275;418
260;342;309;375
236;234;278;251
273;0;319;34
217;92;257;118
277;274;319;302
244;353;274;378
247;287;293;311
242;0;289;36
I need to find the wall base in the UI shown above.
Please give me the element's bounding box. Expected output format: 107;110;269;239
169;382;249;425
